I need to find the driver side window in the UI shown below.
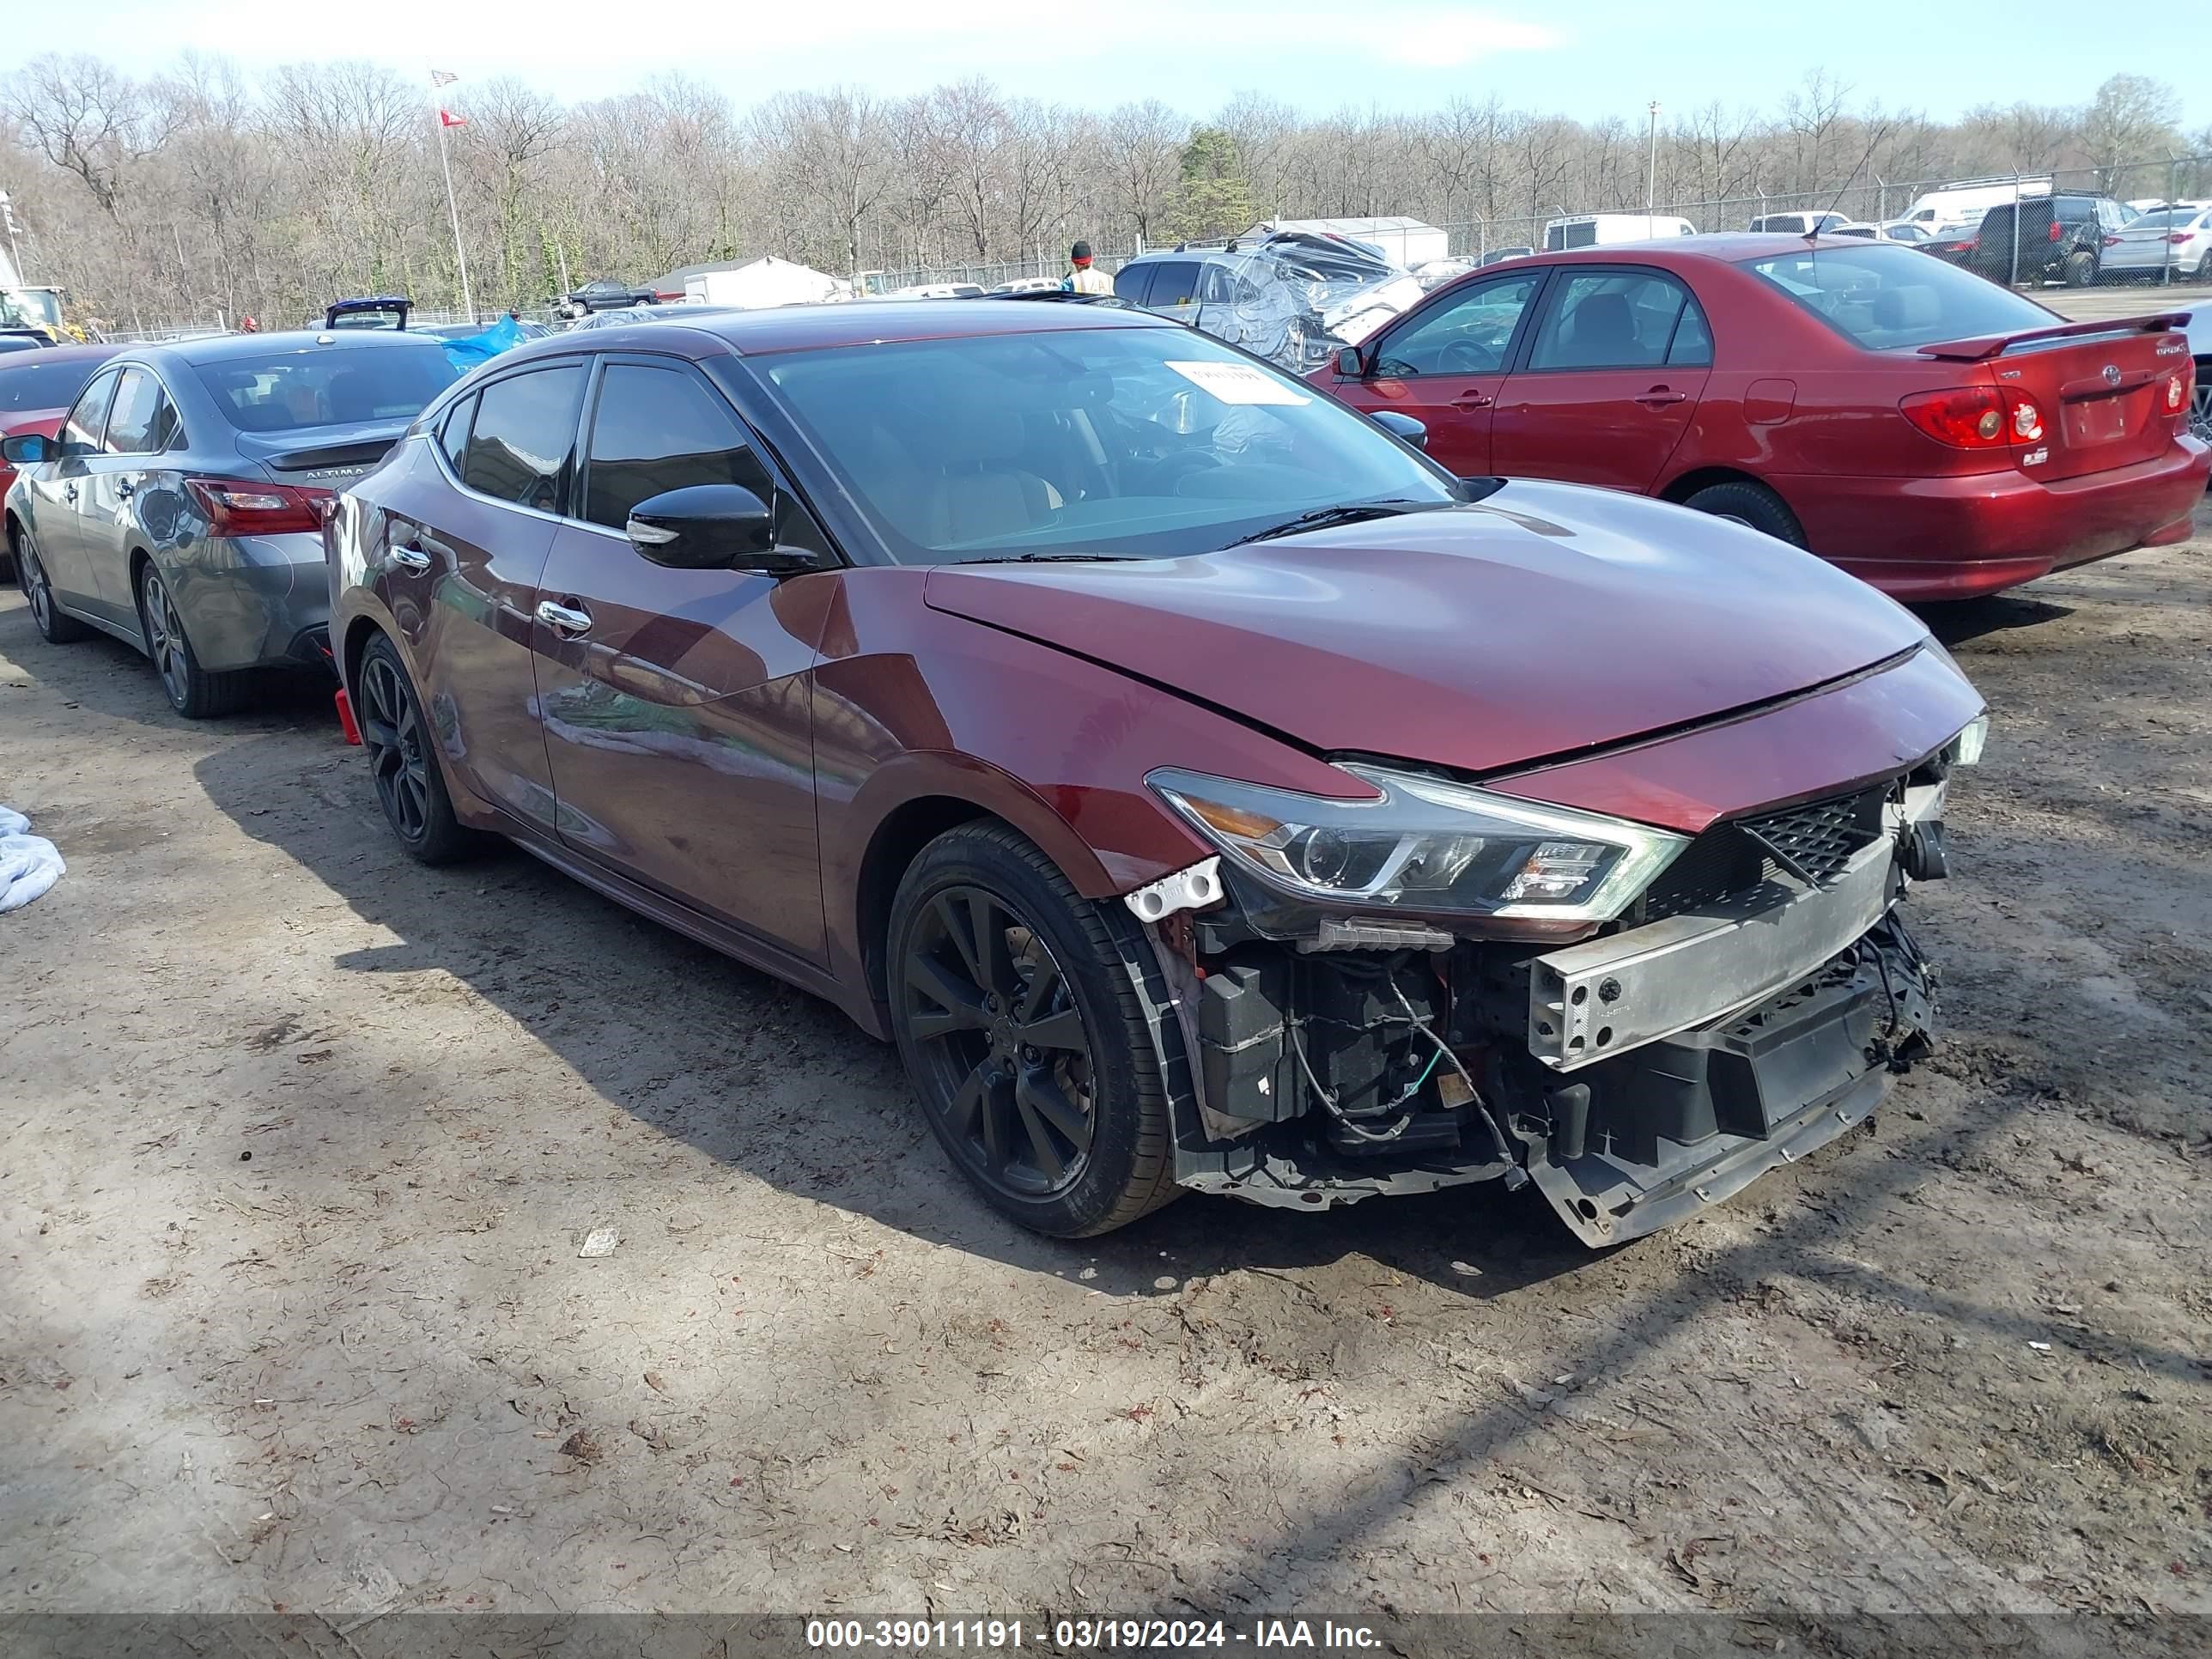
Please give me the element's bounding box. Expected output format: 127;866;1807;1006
1371;274;1540;378
58;369;122;460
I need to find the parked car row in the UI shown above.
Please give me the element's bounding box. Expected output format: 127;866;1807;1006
1;251;2202;1252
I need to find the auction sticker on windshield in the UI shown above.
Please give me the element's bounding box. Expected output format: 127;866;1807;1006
1165;360;1311;405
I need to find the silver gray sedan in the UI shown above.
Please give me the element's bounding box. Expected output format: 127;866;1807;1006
2;330;460;716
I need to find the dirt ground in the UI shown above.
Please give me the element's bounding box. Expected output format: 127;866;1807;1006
3;421;2209;1640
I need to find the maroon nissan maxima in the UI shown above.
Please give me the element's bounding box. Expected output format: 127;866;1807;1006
326;301;1987;1247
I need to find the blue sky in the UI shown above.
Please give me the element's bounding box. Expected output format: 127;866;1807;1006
11;2;2209;127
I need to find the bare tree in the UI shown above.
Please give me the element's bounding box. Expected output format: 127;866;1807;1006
1101;99;1184;247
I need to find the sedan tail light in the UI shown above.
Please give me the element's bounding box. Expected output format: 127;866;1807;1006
2101;234;2122;247
1899;386;2043;449
184;477;334;537
2168;233;2194;245
2172;365;2195;418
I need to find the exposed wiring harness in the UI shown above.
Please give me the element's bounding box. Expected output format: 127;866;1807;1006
1389;979;1517;1167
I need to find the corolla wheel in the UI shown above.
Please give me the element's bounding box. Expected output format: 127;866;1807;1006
356;635;476;864
889;823;1179;1237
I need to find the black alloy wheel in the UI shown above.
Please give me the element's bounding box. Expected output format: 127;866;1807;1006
902;883;1096;1199
356;635;476;863
887;823;1179;1237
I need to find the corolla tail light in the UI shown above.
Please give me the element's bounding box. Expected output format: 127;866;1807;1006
2170;366;2192;419
1901;387;2044;450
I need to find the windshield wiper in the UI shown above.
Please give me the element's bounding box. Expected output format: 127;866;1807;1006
1225;499;1449;547
951;551;1146;565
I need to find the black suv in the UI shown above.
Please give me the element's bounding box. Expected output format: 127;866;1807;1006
1966;195;2133;286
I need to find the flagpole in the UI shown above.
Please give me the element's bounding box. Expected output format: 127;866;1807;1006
432;79;473;324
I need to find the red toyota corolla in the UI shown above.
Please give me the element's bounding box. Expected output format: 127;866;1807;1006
328;301;1984;1247
1312;237;2209;602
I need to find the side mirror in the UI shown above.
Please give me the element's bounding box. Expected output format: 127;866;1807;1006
1370;410;1428;450
625;483;823;574
1334;344;1367;378
1;433;51;466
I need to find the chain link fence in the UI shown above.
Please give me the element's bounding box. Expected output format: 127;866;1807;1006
103;155;2212;336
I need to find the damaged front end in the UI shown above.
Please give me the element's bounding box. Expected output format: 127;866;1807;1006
1124;726;1983;1247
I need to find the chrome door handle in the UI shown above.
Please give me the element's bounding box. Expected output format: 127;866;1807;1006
1450;390;1495;410
1633;388;1689;406
388;544;432;573
536;599;592;636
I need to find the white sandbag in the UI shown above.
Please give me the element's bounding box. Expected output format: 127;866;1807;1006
0;805;64;914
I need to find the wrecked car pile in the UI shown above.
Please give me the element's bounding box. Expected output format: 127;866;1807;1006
1135;230;1431;373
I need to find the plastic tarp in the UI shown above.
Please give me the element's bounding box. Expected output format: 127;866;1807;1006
1185;233;1426;374
440;315;527;371
0;806;64;915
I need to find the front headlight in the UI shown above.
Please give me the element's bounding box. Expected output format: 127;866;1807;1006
1146;763;1688;926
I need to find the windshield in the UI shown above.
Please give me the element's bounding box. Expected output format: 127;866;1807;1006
758;325;1459;564
2;289;64;329
1742;243;2056;350
0;357;103;412
192;344;462;434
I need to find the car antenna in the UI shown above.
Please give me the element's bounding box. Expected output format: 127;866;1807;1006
1804;119;1894;242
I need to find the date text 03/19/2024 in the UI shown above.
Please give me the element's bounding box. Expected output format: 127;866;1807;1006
804;1619;1384;1650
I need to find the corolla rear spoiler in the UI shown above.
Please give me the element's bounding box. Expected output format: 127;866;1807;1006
237;422;411;472
1915;313;2192;362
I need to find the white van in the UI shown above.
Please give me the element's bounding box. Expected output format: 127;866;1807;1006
1540;214;1696;251
1898;177;2051;228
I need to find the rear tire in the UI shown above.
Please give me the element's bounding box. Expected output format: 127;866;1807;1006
356;633;479;865
887;821;1180;1238
1681;480;1807;549
14;525;91;643
2062;249;2096;288
137;565;253;718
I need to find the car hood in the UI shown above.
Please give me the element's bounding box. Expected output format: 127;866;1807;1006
922;479;1932;778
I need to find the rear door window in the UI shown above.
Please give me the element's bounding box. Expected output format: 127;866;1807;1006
460;364;586;515
103;368;180;455
1526;270;1699;371
1112;264;1155;305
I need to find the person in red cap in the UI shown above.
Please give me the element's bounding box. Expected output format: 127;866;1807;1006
1063;240;1110;295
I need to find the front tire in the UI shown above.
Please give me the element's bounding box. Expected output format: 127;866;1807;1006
14;525;90;643
356;633;478;865
887;822;1180;1238
1681;480;1808;548
138;565;252;718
